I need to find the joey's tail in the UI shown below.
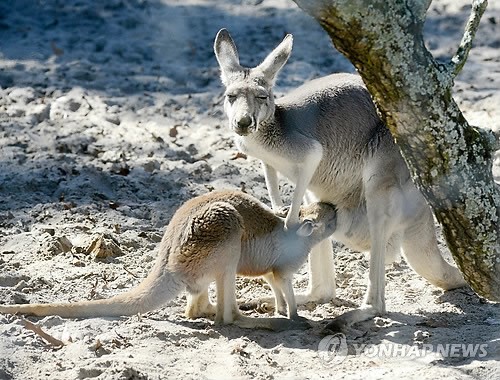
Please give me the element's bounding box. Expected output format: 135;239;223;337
0;260;185;318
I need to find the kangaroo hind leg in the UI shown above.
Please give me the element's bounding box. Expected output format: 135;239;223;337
262;272;287;316
214;234;243;325
185;288;216;319
262;271;302;320
326;166;402;331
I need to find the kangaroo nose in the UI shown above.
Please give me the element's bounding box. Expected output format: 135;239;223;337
237;116;252;129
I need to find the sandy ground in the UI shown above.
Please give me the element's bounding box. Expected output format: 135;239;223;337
0;0;499;379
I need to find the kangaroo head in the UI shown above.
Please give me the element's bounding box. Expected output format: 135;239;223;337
296;202;337;242
214;28;293;136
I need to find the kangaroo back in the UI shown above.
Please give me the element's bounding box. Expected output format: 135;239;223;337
277;73;380;144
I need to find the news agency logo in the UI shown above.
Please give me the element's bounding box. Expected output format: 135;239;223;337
318;333;488;367
317;333;349;366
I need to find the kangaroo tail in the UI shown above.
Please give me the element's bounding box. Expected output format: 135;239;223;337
0;260;185;318
401;205;466;290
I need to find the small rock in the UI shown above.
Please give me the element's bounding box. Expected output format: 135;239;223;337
213;162;240;177
58;237;73;251
105;115;120;125
68;100;81;112
186;144;198;156
44;235;73;255
7;108;25;117
413;330;430;342
40;227;56;236
0;290;28;304
189;161;212;181
14;280;28;291
416;317;449;328
169;125;178;138
142;159;160;173
73;260;86;267
8;87;36;103
138;231;162;243
85;235;123;260
30;103;51;123
49;90;91;119
0;211;14;222
230;151;247;160
0;274;30;287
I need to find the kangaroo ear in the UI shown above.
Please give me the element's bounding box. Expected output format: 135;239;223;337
296;219;315;237
256;34;293;83
214;29;241;84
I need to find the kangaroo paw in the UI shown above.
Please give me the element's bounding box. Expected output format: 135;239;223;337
323;305;381;334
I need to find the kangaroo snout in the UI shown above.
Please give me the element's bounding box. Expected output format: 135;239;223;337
238;115;253;128
234;115;255;135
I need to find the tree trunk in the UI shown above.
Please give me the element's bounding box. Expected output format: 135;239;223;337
293;0;500;301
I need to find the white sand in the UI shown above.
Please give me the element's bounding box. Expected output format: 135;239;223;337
0;0;499;379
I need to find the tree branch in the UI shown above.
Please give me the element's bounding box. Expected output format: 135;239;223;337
449;0;488;78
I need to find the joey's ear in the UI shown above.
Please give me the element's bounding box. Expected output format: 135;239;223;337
214;29;242;84
256;34;293;83
296;219;315;237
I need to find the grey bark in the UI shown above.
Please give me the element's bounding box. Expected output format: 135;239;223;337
293;0;500;301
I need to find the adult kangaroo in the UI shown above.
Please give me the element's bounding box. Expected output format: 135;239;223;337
213;28;466;330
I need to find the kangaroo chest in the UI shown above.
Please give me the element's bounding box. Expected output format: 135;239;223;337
236;135;300;182
236;133;364;207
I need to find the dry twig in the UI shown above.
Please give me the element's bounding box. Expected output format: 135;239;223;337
22;318;65;348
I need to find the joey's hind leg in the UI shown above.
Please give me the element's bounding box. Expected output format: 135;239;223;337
185;288;216;319
214;235;242;325
270;272;301;320
240;238;336;312
262;272;287;316
215;271;240;325
235;273;311;331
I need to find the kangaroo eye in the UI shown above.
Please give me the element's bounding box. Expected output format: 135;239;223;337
256;95;268;101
